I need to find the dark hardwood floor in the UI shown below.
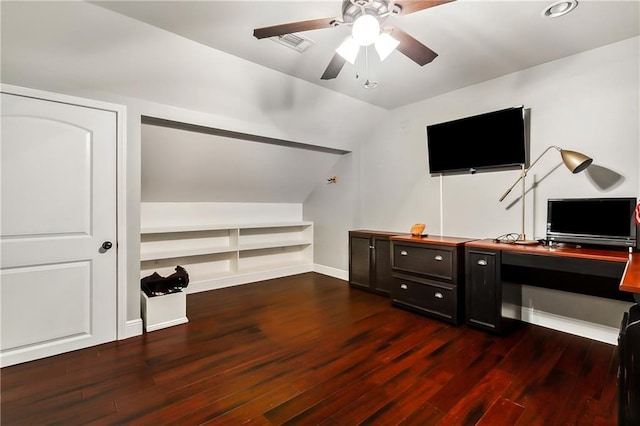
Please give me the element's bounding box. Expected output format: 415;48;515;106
1;273;619;425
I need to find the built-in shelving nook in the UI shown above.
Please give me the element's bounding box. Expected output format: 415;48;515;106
140;117;348;294
140;216;314;293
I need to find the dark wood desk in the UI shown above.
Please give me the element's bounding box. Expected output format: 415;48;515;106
464;239;640;334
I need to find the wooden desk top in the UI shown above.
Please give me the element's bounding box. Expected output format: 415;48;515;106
349;230;405;238
391;234;477;247
621;257;640;293
465;239;640;294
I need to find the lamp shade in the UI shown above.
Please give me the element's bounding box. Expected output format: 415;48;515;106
560;149;593;173
336;36;360;64
375;33;400;61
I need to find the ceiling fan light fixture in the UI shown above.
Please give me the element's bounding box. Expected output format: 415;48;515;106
375;32;400;61
351;14;380;46
336;36;360;64
541;0;578;18
363;79;379;89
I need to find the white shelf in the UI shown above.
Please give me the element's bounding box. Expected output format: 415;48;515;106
237;260;312;276
140;220;313;291
141;221;312;234
238;221;312;230
140;245;236;261
238;239;312;252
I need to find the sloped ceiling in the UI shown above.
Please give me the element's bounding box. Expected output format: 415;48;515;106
141;123;346;203
95;0;640;109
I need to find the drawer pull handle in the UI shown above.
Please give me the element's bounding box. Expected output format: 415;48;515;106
400;250;408;256
434;255;443;261
369;246;375;249
477;259;488;266
400;284;408;290
434;292;444;299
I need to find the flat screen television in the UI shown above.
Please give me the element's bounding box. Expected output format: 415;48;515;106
546;197;637;248
426;106;526;174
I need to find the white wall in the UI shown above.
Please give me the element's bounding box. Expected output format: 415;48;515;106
313;36;639;342
304;152;359;279
354;36;639;240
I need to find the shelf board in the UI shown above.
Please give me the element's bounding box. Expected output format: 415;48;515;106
238;221;312;230
141;221;312;234
140;245;236;261
236;261;313;276
141;224;233;234
187;271;238;283
238;240;312;252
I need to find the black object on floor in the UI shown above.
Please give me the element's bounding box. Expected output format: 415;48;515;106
141;266;189;297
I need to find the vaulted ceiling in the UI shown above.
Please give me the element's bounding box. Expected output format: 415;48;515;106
95;0;639;109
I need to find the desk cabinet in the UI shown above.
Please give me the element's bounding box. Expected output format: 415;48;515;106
465;248;501;333
464;240;635;336
390;236;472;325
349;231;397;296
465;247;522;334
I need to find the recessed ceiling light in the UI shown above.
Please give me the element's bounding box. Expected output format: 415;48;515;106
541;0;578;18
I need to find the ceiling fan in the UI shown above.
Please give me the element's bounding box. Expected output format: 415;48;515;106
253;0;455;80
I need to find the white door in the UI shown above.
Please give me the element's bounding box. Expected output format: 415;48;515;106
1;91;117;367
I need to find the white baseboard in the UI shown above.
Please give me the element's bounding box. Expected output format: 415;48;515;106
313;264;348;281
518;305;619;345
120;319;143;339
187;264;314;294
145;317;188;333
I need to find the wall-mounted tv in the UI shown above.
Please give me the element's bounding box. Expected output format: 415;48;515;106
426;106;526;174
546;197;637;248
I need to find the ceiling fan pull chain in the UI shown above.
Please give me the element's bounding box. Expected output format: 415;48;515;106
365;45;369;79
363;45;379;89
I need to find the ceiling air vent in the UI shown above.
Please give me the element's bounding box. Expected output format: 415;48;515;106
270;33;315;53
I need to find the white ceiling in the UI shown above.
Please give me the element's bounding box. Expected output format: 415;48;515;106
94;0;639;109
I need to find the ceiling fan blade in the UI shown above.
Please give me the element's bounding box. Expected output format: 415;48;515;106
389;27;438;66
321;54;347;80
394;0;455;16
253;17;337;39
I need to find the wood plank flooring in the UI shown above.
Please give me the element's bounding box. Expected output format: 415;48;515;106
1;273;619;425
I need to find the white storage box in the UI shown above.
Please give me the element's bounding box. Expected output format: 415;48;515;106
141;291;188;332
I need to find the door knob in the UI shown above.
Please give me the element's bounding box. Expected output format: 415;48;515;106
102;241;113;250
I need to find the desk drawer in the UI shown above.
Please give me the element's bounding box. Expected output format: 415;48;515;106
392;274;457;323
393;243;453;280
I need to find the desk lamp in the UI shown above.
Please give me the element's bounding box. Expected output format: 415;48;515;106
499;145;593;245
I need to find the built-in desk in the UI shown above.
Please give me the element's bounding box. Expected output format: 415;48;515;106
464;239;640;334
